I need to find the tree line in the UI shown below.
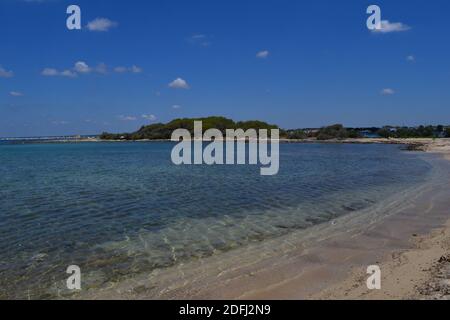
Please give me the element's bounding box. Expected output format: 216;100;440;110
100;117;450;141
100;117;278;140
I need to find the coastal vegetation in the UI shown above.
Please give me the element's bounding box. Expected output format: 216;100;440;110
316;124;362;140
377;125;448;139
100;117;278;140
100;117;450;141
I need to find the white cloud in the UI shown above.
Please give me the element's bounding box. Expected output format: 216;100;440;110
42;62;141;77
95;63;108;74
191;34;206;40
172;105;182;109
41;68;59;76
187;34;212;47
74;61;91;74
52;120;69;125
10;91;24;97
372;20;411;33
256;50;270;59
0;66;14;78
114;66;127;73
118;115;137;121
142;114;157;121
381;88;395;95
169;78;190;89
61;70;77;78
114;65;143;74
87;18;118;32
406;55;415;62
130;65;142;73
42;68;77;78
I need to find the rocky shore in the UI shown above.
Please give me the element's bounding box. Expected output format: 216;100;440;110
417;254;450;299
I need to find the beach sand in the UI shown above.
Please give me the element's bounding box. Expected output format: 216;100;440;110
313;220;450;300
312;139;450;300
77;138;450;301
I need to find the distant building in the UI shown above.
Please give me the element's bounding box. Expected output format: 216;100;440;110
303;129;319;134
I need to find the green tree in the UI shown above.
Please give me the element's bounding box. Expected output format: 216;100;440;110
285;129;306;139
445;127;450;138
316;124;349;140
99;116;280;140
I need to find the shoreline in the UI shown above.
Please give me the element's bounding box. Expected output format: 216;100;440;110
74;139;450;300
312;140;450;300
2;136;444;148
313;220;450;300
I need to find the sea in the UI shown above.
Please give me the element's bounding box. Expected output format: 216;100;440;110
0;141;437;299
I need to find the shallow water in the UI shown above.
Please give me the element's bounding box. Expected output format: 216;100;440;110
0;142;433;299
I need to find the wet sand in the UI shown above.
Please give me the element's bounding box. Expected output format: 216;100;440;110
313;139;450;300
77;139;450;300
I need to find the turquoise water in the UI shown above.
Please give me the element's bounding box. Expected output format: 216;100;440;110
0;142;432;299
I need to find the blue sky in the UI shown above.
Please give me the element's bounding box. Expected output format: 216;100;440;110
1;0;449;137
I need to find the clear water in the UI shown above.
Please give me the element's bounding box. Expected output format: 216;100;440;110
0;142;432;299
